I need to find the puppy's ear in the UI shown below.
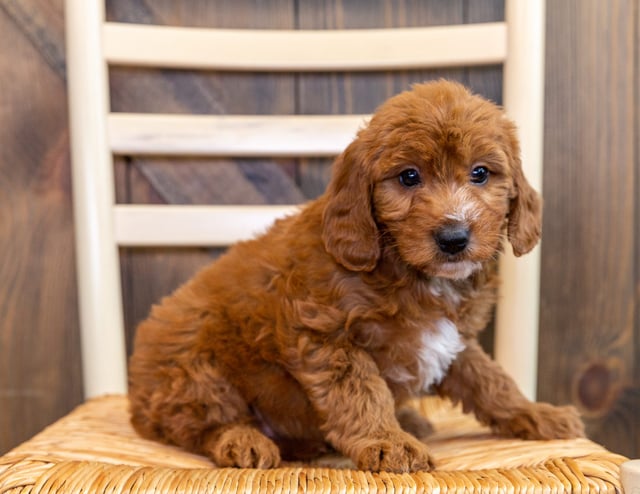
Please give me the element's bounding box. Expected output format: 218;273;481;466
507;158;542;257
322;140;380;271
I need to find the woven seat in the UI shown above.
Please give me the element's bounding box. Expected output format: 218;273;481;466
0;395;626;494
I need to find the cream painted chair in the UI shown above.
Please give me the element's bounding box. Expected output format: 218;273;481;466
0;1;632;493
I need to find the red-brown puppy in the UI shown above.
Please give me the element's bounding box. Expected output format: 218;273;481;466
129;80;584;473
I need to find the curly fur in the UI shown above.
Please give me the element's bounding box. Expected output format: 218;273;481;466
128;80;584;473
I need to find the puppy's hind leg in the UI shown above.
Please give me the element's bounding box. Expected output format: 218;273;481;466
204;422;282;469
188;380;282;469
130;360;281;468
129;307;281;469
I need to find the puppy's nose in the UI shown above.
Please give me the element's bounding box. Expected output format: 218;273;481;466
435;225;470;255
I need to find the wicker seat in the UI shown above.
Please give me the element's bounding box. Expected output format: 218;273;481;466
0;396;627;493
0;0;634;493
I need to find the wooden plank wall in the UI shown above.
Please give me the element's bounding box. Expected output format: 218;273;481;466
0;0;84;454
538;0;639;458
0;0;638;459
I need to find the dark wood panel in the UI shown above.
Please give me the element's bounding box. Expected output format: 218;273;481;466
539;0;638;457
107;0;294;28
0;0;66;78
109;0;299;347
636;1;640;408
0;0;82;454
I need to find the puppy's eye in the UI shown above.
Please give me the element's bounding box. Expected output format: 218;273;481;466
399;169;422;187
470;165;490;185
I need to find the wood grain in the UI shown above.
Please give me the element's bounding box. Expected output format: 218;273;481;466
636;1;640;417
539;0;638;457
109;0;298;351
0;0;83;453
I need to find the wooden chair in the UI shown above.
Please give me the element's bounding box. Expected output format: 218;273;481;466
0;1;633;493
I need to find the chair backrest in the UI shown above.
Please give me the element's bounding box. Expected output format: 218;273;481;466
65;0;545;400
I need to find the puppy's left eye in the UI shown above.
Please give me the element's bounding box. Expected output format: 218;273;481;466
470;165;490;185
399;169;422;187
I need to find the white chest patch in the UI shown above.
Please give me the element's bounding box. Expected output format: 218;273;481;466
384;318;465;392
418;319;466;390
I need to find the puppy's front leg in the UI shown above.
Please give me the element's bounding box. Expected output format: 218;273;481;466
290;340;434;472
435;340;585;439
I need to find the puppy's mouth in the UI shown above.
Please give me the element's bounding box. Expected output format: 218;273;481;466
434;260;481;280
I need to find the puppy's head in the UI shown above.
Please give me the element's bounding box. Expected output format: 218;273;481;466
321;80;541;279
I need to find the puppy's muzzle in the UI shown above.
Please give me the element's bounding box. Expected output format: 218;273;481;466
434;225;470;255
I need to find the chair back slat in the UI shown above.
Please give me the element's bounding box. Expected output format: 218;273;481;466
114;205;297;247
109;114;368;157
104;22;507;71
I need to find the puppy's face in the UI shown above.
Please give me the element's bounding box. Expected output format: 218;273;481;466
322;81;541;278
371;85;520;279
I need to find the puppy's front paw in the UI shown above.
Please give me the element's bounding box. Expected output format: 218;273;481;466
208;425;281;469
355;430;434;473
494;403;585;440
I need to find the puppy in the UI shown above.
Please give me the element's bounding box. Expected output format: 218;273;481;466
128;80;584;473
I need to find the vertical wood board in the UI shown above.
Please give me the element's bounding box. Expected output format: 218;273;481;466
0;0;83;454
539;0;638;457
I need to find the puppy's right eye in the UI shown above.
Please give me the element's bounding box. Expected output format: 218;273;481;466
399;169;422;187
